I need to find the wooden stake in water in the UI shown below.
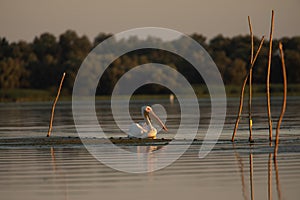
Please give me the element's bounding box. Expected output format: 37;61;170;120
275;42;287;153
266;10;275;141
47;72;66;137
248;16;254;142
232;36;265;142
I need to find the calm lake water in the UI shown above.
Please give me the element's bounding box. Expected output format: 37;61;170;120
0;97;300;200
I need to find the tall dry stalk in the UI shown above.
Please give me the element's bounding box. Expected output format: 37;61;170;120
275;42;287;152
248;16;254;142
266;10;275;141
47;72;66;137
232;36;265;142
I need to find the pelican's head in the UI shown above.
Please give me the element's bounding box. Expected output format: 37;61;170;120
143;106;168;132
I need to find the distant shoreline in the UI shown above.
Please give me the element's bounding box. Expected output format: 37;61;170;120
1;84;299;103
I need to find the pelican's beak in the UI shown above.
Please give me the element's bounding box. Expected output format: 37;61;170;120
149;110;168;132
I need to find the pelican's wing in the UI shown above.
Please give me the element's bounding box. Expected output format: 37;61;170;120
128;123;148;138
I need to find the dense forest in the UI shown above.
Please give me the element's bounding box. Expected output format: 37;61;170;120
0;30;300;95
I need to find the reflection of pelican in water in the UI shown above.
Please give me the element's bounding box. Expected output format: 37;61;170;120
128;106;167;139
123;145;166;153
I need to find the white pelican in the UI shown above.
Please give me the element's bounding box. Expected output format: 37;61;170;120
128;106;168;139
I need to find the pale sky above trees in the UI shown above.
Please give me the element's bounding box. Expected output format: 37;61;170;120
0;0;299;42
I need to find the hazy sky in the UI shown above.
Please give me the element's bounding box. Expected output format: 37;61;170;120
0;0;299;42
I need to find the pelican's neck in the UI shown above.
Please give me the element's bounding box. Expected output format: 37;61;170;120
144;112;154;129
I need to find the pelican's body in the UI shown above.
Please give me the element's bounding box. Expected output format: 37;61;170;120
128;106;167;139
129;122;158;138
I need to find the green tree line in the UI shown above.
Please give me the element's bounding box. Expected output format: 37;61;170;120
0;30;299;95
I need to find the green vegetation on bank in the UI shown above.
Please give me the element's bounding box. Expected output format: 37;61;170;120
1;84;299;102
1;31;300;102
1;31;300;94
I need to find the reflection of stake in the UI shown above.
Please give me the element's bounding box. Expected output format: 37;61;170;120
232;36;265;142
249;154;254;200
273;154;282;200
268;153;272;200
233;144;249;200
248;16;254;142
239;157;248;200
275;42;287;153
50;146;69;200
51;147;56;171
47;72;66;137
266;10;275;141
